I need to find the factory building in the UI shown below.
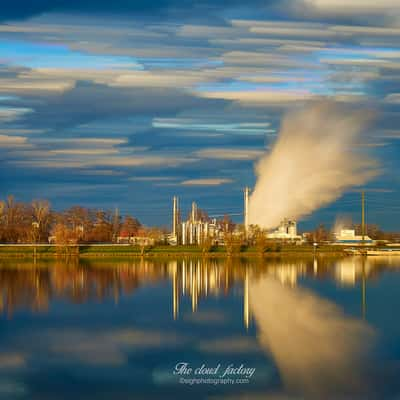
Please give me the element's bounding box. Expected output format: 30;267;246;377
170;189;301;245
267;218;302;241
170;198;225;245
334;229;374;245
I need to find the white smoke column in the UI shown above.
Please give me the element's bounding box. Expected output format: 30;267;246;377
249;101;379;229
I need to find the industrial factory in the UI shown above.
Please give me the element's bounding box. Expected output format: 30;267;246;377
170;187;301;245
171;197;227;245
266;219;301;241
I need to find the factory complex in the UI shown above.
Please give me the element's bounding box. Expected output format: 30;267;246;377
170;188;307;246
169;188;376;247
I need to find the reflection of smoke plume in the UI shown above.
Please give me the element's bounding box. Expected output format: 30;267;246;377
249;101;379;229
250;276;375;398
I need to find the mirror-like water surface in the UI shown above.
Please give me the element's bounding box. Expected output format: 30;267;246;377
0;256;399;399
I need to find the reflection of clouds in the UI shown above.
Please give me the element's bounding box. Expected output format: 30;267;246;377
209;392;297;399
21;328;185;367
250;276;375;398
198;336;259;354
0;379;27;398
183;310;228;324
0;354;25;370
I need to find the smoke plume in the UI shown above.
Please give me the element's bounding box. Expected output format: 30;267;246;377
249;101;379;229
333;214;353;235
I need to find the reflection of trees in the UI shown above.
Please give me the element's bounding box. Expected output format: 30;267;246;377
0;256;397;318
0;259;171;316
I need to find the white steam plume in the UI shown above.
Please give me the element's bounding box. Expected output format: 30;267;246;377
249;101;379;229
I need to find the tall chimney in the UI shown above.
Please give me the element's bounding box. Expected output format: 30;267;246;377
244;187;250;236
191;201;197;223
173;196;178;237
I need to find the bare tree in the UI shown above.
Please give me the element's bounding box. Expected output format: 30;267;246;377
136;227;161;256
120;215;141;237
200;233;213;255
0;200;5;241
252;226;268;256
52;222;79;256
2;196;31;243
32;200;51;242
313;224;330;243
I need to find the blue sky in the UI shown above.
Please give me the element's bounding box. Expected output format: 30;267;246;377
0;0;400;230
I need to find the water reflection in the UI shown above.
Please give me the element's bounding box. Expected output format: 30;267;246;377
0;256;397;319
250;276;375;398
0;256;398;398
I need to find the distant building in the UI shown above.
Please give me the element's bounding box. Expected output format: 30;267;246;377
117;232;155;246
267;219;302;241
170;197;228;245
181;202;225;245
334;229;374;245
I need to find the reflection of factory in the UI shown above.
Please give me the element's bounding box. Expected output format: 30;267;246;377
267;261;307;286
334;257;372;286
169;259;250;328
267;218;302;241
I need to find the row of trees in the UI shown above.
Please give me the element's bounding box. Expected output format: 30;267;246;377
0;196;144;244
2;195;399;246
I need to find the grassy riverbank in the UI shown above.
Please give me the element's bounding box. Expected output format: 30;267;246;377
0;244;347;258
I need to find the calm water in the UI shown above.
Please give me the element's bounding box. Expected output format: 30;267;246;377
0;256;399;399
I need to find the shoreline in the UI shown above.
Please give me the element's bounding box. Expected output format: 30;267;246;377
2;244;399;260
0;244;349;259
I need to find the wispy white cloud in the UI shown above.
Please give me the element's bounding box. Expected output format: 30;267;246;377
10;155;198;169
181;178;233;186
195;148;264;160
384;93;400;103
0;107;32;122
0;134;30;148
38;138;128;145
49;149;120;155
304;0;400;17
128;176;179;182
379;130;400;138
200;90;314;105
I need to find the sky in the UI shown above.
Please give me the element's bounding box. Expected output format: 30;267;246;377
0;0;400;230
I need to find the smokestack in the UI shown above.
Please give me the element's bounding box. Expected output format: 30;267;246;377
191;201;197;223
244;187;250;236
173;196;178;237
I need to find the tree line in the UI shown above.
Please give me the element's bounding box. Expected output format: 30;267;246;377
0;195;144;244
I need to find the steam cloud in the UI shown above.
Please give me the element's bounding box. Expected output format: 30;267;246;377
249;101;379;229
